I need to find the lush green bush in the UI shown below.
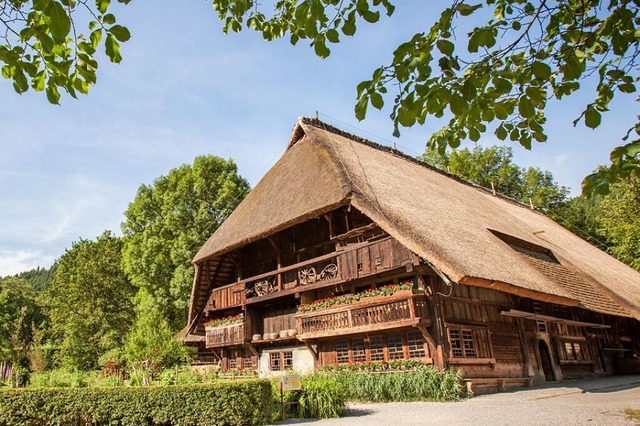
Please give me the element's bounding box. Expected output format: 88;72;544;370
28;369;98;388
0;380;272;426
334;366;463;402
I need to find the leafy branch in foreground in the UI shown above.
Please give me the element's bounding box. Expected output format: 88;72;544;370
0;0;131;103
209;0;638;196
353;0;639;196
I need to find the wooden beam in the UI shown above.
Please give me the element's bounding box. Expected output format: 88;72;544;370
501;309;611;329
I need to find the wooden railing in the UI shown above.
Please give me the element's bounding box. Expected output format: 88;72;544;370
205;323;245;348
295;291;430;339
205;283;245;313
203;236;419;314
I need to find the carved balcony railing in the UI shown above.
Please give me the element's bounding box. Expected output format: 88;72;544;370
244;254;341;299
202;237;420;313
295;291;431;340
205;322;245;348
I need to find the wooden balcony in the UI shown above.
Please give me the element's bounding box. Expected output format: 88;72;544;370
205;283;245;313
205;322;245;348
202;236;420;315
295;291;431;340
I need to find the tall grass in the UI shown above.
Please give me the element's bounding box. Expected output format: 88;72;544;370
298;374;345;418
334;366;462;402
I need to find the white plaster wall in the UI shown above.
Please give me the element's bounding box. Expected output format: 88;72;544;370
258;345;316;377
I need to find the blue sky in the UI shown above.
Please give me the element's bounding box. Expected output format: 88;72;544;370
0;0;637;276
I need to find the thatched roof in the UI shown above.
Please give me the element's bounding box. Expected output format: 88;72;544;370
192;117;640;320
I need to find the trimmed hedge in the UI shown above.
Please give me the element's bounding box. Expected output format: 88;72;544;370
0;380;271;426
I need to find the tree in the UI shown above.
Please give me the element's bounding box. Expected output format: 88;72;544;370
0;0;131;104
597;178;640;270
5;1;638;193
123;288;190;384
121;155;250;330
47;231;135;370
419;145;569;211
0;277;43;365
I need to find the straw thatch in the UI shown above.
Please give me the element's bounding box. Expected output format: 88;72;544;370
191;117;640;322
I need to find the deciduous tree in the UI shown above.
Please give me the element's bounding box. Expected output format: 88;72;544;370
0;277;42;364
419;145;569;210
121;155;250;330
47;231;135;370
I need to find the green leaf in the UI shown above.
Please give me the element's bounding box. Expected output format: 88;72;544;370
96;0;110;14
450;94;468;115
355;96;368;121
46;83;61;104
326;29;339;43
461;80;476;101
105;33;122;63
32;72;47;91
456;3;481;16
370;92;384;109
495;125;507;140
436;40;454;56
618;83;636;93
13;69;28;93
397;108;415;127
102;13;116;25
531;61;551;80
46;1;71;43
584;106;601;129
342;20;356;36
33;0;52;12
313;38;330;58
518;97;535;118
362;10;380;24
108;25;131;42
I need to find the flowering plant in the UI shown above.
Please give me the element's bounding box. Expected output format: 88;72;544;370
321;358;426;373
297;281;414;313
204;313;244;328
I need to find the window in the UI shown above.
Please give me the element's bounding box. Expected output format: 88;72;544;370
270;351;293;371
330;332;430;364
387;333;405;360
336;340;349;364
369;336;385;361
560;341;586;361
352;338;367;363
407;331;426;359
450;329;463;357
532;301;547;333
448;326;482;358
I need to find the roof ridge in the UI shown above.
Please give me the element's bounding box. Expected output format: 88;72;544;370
299;116;541;213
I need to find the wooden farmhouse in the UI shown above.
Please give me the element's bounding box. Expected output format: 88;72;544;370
182;117;640;393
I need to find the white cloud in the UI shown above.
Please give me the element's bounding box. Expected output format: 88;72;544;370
0;249;55;277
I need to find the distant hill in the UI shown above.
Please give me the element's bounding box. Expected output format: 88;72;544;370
2;265;56;292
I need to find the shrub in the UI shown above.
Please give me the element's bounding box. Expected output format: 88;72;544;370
334;366;463;402
158;366;203;386
0;380;272;426
28;369;97;388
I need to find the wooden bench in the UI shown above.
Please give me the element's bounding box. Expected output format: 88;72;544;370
464;377;534;396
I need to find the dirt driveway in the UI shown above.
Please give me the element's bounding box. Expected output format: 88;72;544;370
277;375;640;426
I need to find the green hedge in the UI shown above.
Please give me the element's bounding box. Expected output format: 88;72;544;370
0;380;272;426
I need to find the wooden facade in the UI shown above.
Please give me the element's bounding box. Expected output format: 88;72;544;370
187;205;640;393
184;118;640;394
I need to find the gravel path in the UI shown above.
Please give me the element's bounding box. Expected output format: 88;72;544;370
277;375;640;426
